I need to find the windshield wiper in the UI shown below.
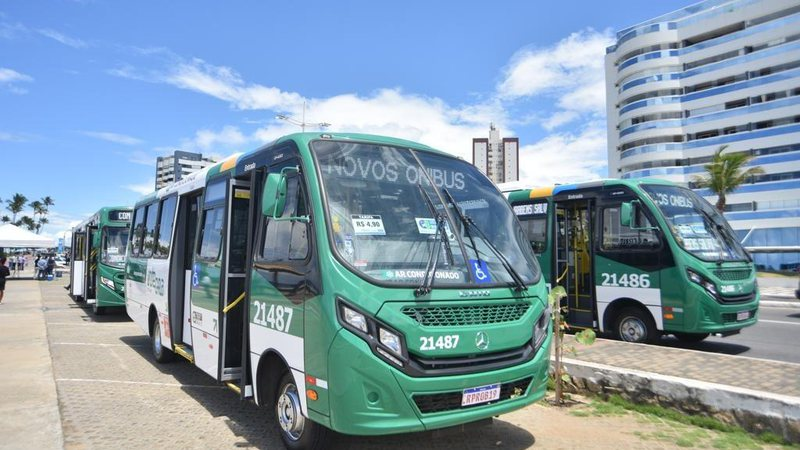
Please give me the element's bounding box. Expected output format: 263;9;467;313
415;184;453;297
442;188;528;292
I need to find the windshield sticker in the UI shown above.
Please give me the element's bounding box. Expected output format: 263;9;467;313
354;259;368;267
381;269;464;281
351;215;386;235
458;199;489;210
468;259;492;284
107;247;119;255
416;217;437;234
344;237;354;257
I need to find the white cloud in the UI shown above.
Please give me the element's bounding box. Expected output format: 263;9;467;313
518;122;608;186
0;131;29;142
82;131;143;145
36;28;87;48
0;67;33;94
124;178;155;195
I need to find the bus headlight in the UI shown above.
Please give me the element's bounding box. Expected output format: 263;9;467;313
100;276;115;290
534;305;550;350
337;298;407;368
687;269;717;297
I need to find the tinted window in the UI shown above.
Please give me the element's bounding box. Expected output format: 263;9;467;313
155;196;177;258
131;206;146;257
262;175;309;262
142;204;158;258
601;206;659;251
521;217;547;254
198;206;225;261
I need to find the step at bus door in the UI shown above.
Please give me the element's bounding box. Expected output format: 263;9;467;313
219;181;250;382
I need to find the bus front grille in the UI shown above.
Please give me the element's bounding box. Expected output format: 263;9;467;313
402;302;530;327
412;377;533;414
713;269;752;281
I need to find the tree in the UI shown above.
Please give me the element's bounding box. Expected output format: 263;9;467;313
1;216;9;223
692;145;764;213
18;215;36;231
5;193;28;223
549;286;595;405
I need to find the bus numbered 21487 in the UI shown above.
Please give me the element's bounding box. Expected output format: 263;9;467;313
125;133;552;450
507;179;759;345
70;207;132;315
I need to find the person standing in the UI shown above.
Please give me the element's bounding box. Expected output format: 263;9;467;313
37;256;47;280
0;257;9;304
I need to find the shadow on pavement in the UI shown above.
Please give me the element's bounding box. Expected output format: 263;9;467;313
660;336;751;355
118;336;535;450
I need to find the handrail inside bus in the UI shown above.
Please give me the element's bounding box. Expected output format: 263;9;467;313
556;266;568;284
223;292;246;314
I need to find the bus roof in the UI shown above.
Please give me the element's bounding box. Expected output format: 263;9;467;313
73;206;132;231
506;178;676;202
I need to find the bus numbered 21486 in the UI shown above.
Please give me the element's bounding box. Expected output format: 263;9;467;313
507;179;759;345
70;207;132;315
125;133;552;450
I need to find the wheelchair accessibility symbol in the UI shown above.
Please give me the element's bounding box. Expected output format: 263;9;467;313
192;263;200;287
469;259;492;284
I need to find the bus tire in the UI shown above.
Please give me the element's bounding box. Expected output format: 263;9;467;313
275;371;329;450
615;307;660;344
673;332;709;343
150;315;175;363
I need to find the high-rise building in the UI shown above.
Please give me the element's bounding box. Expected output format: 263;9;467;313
605;0;800;270
155;151;216;189
472;124;519;184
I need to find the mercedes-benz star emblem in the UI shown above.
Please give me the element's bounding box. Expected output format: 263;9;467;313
475;331;489;350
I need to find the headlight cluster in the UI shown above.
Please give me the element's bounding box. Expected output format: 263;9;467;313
687;268;717;298
337;298;407;368
533;304;551;350
100;276;116;290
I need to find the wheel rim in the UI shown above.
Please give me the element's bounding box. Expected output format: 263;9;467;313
153;321;161;356
619;316;647;342
276;381;305;441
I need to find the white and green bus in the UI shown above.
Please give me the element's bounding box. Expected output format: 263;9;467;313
70;207;132;315
507;179;759;344
125;133;552;449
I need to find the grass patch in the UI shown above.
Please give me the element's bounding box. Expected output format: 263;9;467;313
600;395;794;447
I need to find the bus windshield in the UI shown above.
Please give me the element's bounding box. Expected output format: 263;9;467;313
101;227;129;268
312;140;540;288
641;184;749;262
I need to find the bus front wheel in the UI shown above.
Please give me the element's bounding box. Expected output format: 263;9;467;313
673;332;709;343
275;371;329;450
615;307;659;344
150;316;175;363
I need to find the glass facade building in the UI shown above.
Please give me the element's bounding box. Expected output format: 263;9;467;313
605;0;800;270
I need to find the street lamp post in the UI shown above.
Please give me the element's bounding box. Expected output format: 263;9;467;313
275;101;331;132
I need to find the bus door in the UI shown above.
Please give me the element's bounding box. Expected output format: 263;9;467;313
554;199;595;328
85;226;98;301
169;192;201;349
70;231;85;298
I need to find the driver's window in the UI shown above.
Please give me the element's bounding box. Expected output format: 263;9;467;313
262;175;309;262
601;206;659;251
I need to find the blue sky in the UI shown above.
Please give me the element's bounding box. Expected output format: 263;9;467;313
1;0;691;239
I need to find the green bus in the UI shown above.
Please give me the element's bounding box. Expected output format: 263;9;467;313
507;179;759;344
125;133;551;449
70;207;132;315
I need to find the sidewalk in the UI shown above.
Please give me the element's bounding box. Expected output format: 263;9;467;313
0;277;64;449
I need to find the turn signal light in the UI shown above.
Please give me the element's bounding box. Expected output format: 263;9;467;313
306;389;318;401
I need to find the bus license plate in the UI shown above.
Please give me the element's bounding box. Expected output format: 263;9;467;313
462;383;500;406
737;311;750;321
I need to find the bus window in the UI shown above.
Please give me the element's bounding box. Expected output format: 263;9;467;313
155;196;177;258
131;206;146;257
101;227;129;267
601;206;659;250
74;234;85;261
198;206;225;261
521;217;547;254
142;203;159;258
262;175;309;262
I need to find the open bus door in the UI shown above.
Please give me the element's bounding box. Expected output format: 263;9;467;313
70;231;85;299
554;199;596;329
85;226;98;302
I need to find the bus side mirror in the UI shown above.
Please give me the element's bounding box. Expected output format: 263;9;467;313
262;173;287;218
620;201;636;228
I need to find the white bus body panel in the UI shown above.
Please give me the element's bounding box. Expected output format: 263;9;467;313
183;270;193;345
71;261;84;297
191;305;219;377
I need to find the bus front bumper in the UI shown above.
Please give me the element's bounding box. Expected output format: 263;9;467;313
672;285;760;334
324;329;552;436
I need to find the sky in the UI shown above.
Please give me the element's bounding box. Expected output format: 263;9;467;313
1;0;692;240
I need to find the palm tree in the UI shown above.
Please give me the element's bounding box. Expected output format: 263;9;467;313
18;215;36;231
1;216;9;223
36;217;49;234
6;193;28;223
692;145;765;213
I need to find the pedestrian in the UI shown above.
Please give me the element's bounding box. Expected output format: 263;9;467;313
47;255;56;277
0;257;9;304
34;254;41;278
37;256;47;280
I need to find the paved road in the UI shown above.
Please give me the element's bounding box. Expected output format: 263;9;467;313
661;305;800;364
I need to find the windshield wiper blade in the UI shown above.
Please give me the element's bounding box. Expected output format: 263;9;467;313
415;184;451;297
442;188;528;292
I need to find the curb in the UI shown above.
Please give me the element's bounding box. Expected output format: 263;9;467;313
760;300;800;308
560;357;800;443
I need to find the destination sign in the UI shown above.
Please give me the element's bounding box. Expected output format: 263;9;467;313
321;155;466;191
109;210;132;222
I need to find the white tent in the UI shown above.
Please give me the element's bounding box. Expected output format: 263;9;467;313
0;223;56;248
